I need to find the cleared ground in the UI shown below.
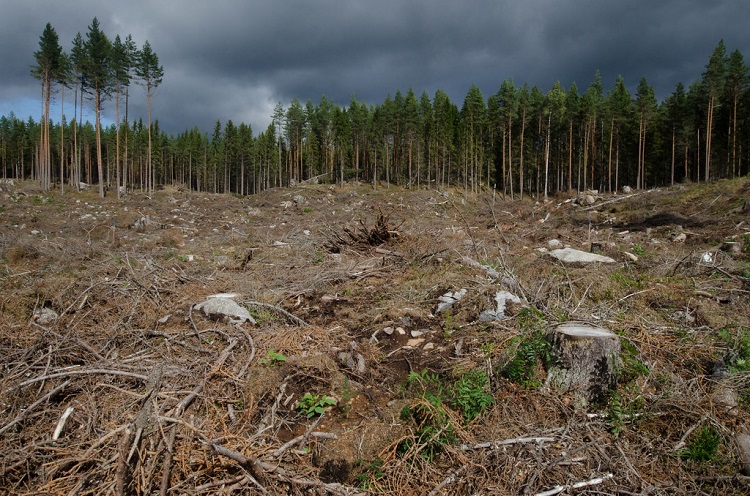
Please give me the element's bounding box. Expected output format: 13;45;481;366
1;177;749;494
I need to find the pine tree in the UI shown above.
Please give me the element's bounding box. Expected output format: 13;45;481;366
725;49;748;177
70;32;86;190
135;40;163;196
111;35;134;198
31;22;63;191
607;75;631;191
703;40;727;182
83;18;111;197
635;77;657;189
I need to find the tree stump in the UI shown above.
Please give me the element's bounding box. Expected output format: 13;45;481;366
546;322;621;403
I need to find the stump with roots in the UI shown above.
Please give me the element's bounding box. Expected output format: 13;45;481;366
546;322;621;404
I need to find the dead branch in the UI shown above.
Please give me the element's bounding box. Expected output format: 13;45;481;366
534;472;614;496
13;368;149;391
272;414;326;458
244;300;308;327
0;380;70;435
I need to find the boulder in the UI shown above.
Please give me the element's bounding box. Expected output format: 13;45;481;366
546;322;621;403
194;297;256;325
549;247;615;264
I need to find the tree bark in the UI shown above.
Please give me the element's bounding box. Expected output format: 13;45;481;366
546;322;621;404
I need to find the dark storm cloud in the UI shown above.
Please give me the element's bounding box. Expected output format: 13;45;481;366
1;0;748;135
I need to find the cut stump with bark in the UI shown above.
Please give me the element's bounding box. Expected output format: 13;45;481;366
546;322;621;403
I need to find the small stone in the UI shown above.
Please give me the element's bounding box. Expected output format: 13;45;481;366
33;307;59;325
410;330;425;338
436;288;467;313
736;433;750;476
423;342;435;351
623;251;639;262
672;232;687;243
396;327;406;335
548;239;563;249
622;185;633;194
406;338;425;347
383;326;394;335
711;384;738;415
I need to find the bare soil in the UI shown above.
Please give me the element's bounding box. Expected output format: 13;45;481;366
1;178;750;495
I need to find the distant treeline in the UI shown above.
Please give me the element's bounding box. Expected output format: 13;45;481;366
2;35;748;197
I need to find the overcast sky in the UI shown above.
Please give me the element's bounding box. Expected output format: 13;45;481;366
1;0;748;136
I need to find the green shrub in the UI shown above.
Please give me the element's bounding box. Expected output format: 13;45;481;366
450;370;494;422
680;425;721;462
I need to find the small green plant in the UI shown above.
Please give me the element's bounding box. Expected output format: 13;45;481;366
303;207;313;213
312;250;324;263
442;310;457;337
354;458;385;489
501;308;550;387
397;399;456;460
742;234;750;254
260;349;287;366
338;376;353;418
632;244;645;256
607;391;625;435
618;338;650;383
718;327;750;373
296;393;337;418
398;369;456;459
680;425;722;462
450;370;494;422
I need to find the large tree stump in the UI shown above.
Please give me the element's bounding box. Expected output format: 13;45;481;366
546;322;621;404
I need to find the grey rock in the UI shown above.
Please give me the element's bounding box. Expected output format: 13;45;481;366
33;307;59;325
195;297;256;325
549;247;615;264
736;432;750;476
436;288;467;313
480;290;522;321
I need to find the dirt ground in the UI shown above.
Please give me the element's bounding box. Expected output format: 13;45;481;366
1;177;750;495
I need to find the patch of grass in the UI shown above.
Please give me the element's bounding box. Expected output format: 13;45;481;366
450;370;494;422
632;244;645;256
296;393;337;418
610;269;642;289
680;425;722;462
303;207;313;213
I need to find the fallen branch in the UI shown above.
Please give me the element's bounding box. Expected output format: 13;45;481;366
0;380;70;435
244;300;308;327
13;368;149;391
428;466;466;496
535;472;614;496
272;415;335;458
52;406;74;440
460;436;555;451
